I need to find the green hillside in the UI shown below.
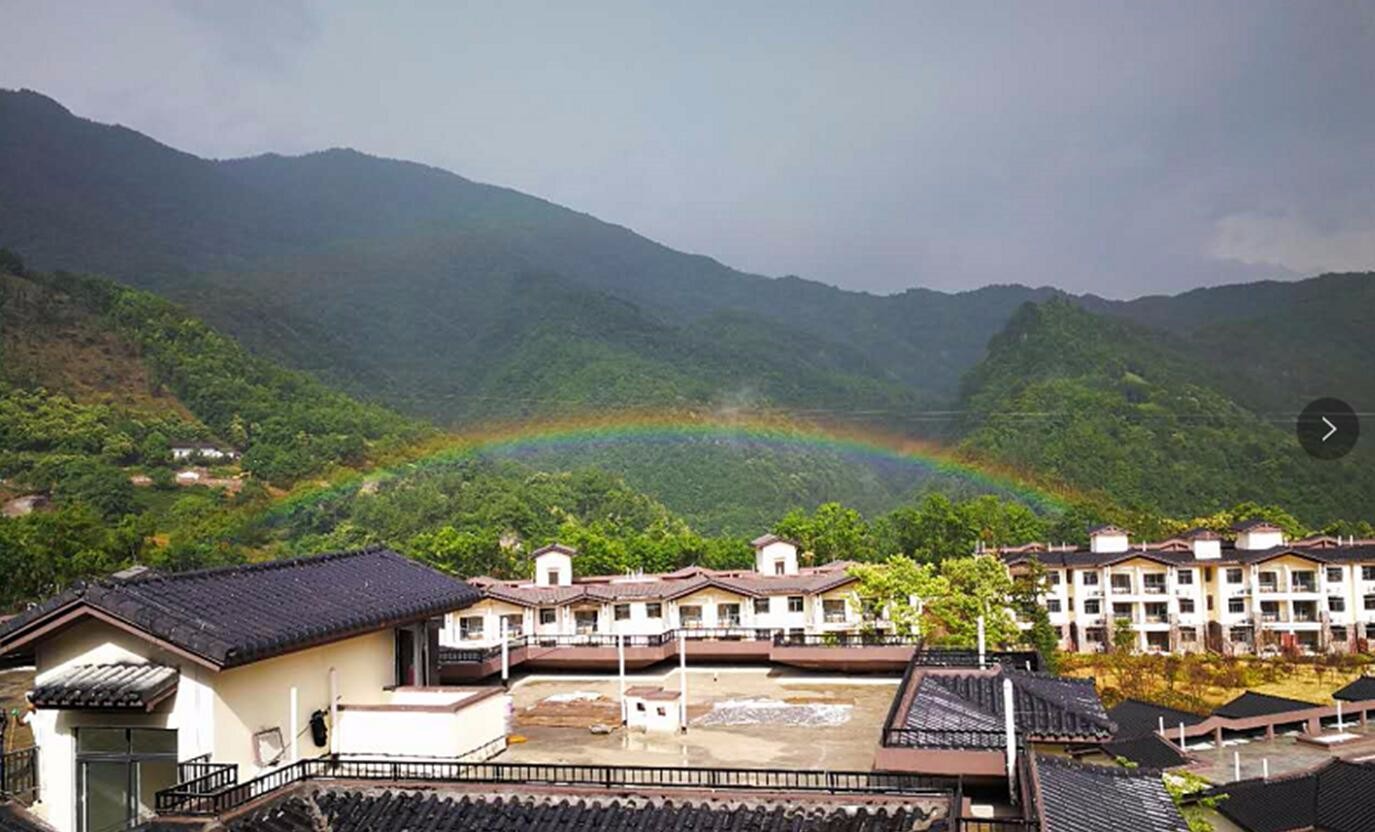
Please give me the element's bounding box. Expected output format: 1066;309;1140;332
957;299;1375;524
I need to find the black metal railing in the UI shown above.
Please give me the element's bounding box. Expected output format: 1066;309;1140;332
911;649;1041;671
0;746;38;804
156;756;957;816
169;757;238;799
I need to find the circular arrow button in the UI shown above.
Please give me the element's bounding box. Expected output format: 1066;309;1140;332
1297;398;1359;460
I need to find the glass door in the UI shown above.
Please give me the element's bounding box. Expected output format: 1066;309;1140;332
77;727;177;832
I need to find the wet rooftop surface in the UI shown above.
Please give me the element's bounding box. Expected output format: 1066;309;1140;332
499;667;900;771
1184;722;1375;783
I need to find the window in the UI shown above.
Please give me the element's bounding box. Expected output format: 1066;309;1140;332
1179;629;1197;642
546;568;561;585
1228;597;1245;614
754;597;771;615
1081;571;1099;586
774;560;786;575
1329;596;1346;613
645;602;662;619
679;605;703;627
1363;566;1375;581
1230;627;1251;643
1291;571;1316;592
574;609;599;633
539;607;556;625
1142;574;1166;593
823;599;846;623
1144;602;1167;622
1112;603;1133;620
614;604;631;621
1226;568;1243;583
1046;599;1061;613
1179;598;1195;614
1260;601;1280;621
1207;596;1214;611
1259;571;1278;591
1111;574;1133;593
501;613;523;637
1176;569;1193;585
788;596;804;613
1365;595;1375;611
459;616;484;640
1047;571;1061;586
1084;627;1104;643
1332;626;1348;643
77;728;179;832
718;603;741;627
1083;599;1101;615
1327;567;1344;583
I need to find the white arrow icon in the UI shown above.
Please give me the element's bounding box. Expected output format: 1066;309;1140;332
1322;417;1338;442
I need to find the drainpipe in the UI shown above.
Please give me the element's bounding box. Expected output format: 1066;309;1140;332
1337;700;1344;732
679;636;688;732
501;618;510;686
1004;676;1016;800
328;668;339;755
618;633;627;724
289;686;299;763
978;616;987;669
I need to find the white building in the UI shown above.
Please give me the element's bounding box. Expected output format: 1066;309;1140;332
0;548;501;832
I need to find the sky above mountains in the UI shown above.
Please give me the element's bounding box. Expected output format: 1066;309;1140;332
3;1;1373;298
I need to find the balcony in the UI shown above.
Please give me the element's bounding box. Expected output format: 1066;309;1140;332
1290;582;1317;594
1258;584;1279;595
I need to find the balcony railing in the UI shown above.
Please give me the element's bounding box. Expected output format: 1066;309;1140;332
773;632;920;647
0;746;38;804
156;756;956;817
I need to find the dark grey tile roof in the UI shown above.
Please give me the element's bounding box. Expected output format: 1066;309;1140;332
1211;691;1314;719
1035;756;1187;832
899;667;1114;747
1106;699;1205;739
1100;735;1188;770
0;547;480;668
1211;759;1375;832
1333;674;1375;702
30;662;178;710
226;789;939;832
0;803;54;832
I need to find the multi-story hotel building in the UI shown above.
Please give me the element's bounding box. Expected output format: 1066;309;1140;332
441;535;876;650
1002;521;1375;655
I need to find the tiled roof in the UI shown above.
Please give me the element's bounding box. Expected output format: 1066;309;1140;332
0;803;54;832
1100;734;1188;769
479;567;855;606
1034;756;1187;832
1211;691;1314;719
899;667;1114;746
226;789;939;832
1211;759;1375;832
1007;542;1375;568
1333;674;1375;702
1106;699;1205;739
0;547;480;668
30;663;178;710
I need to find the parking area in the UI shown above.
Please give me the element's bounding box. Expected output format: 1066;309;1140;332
498;666;901;771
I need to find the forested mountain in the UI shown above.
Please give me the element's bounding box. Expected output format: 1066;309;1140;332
956;299;1375;523
2;89;1369;430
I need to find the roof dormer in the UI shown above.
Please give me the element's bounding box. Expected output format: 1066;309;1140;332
1181;527;1223;560
751;534;800;576
1088;525;1130;554
532;543;576;586
1233;520;1284;551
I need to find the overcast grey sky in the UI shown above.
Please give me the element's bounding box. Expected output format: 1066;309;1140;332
3;1;1374;297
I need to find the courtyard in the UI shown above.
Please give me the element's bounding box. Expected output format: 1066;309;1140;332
497;665;901;771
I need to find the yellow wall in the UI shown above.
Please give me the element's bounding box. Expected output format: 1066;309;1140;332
211;629;395;775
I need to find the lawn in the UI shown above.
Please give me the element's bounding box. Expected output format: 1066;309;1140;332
1060;652;1374;714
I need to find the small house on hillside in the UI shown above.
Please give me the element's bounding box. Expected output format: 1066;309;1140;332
169;442;239;462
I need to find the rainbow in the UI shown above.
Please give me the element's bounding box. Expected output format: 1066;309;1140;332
267;411;1072;521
